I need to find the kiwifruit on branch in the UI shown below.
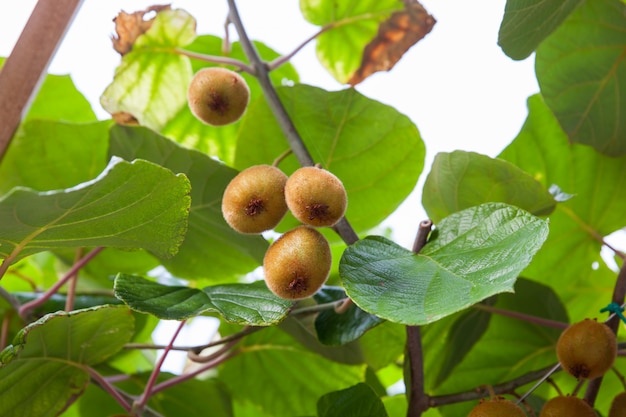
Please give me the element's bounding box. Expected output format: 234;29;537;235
225;0;358;245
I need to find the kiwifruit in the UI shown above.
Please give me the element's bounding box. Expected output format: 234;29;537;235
539;396;596;417
221;165;288;234
263;225;331;300
284;166;347;227
609;392;626;417
467;397;526;417
187;67;250;126
556;318;617;379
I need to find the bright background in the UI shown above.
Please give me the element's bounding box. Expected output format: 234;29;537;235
0;1;541;376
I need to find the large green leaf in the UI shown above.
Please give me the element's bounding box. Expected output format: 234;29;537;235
219;326;365;417
162;35;299;165
109;125;267;280
0;158;190;264
317;383;388;417
340;203;549;325
114;274;293;325
497;0;584;60
422;150;556;223
535;0;626;156
236;84;424;236
0;120;110;194
499;94;624;319
0;306;134;417
100;9;196;129
299;0;405;83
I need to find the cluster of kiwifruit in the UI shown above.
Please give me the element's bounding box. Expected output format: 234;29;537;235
467;318;620;416
221;164;347;300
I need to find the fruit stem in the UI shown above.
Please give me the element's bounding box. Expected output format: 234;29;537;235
406;219;433;417
174;48;254;74
472;304;568;329
272;148;293;167
268;25;331;71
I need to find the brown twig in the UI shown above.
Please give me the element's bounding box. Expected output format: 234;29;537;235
406;220;433;417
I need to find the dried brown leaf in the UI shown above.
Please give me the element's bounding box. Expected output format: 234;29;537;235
112;112;139;125
348;0;435;86
111;4;171;55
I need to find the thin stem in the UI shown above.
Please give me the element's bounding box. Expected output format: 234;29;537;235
150;349;238;396
406;220;433;417
86;366;132;413
174;48;253;74
64;247;84;312
473;304;569;330
290;299;345;316
18;246;105;320
334;298;353;314
0;286;21;314
268;26;330;70
431;364;559;407
272;148;293;167
187;339;239;363
0;313;11;350
134;320;186;412
584;261;626;405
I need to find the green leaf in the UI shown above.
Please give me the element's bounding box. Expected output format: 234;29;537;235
300;0;405;83
114;274;294;325
0;120;110;194
314;286;384;346
219;326;365;417
109;125;267;280
236;85;424;236
317;383;388;417
535;0;626;156
0;306;134;417
499;94;624;319
340;203;549;325
0;157;191;264
162;35;299;165
100;9;196;129
422;150;556;223
497;0;584;60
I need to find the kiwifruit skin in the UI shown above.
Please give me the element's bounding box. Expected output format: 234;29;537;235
556;318;617;379
187;67;250;126
609;392;626;417
539;396;596;417
467;398;526;417
263;226;331;300
221;165;288;234
285;166;347;227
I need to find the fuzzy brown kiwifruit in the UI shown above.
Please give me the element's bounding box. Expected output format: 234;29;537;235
467;397;526;417
609;392;626;417
539;396;596;417
263;226;331;300
556;318;617;380
284;166;347;227
221;165;288;234
187;67;250;126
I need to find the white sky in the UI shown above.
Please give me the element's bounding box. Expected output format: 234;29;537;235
0;0;539;247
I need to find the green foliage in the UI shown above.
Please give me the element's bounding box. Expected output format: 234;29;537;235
535;0;626;156
340;203;549;325
0;2;624;417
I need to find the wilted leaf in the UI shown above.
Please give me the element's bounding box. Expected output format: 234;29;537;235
111;5;172;55
340;203;549;325
348;0;435;86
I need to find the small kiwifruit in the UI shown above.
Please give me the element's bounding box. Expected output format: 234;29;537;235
284;166;347;227
556;318;617;380
467;397;526;417
609;392;626;417
221;165;288;234
187;67;250;126
263;225;331;300
539;396;596;417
